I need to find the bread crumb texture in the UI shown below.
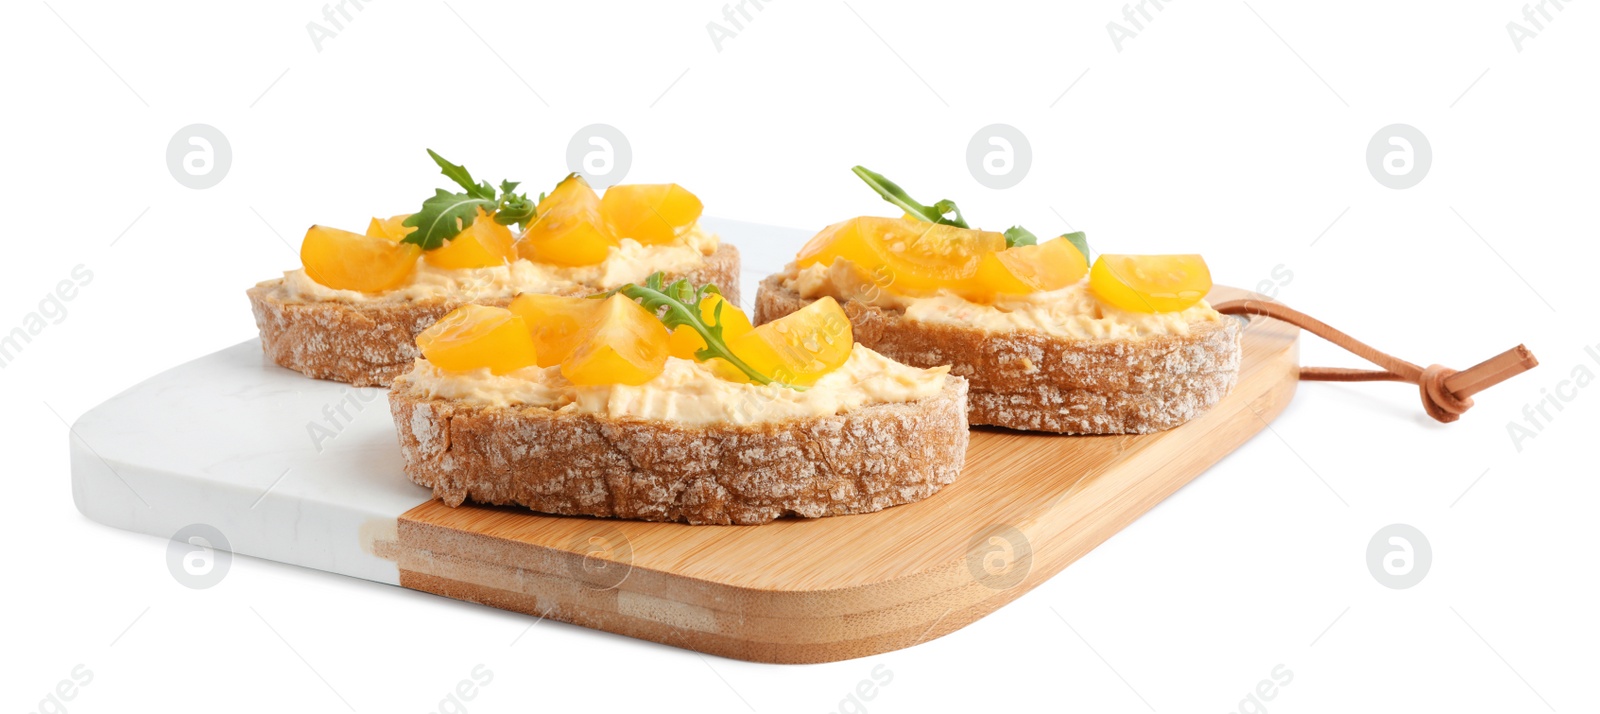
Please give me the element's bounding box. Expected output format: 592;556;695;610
248;244;740;387
388;375;970;525
756;274;1241;434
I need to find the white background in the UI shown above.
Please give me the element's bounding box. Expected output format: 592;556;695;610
3;1;1597;712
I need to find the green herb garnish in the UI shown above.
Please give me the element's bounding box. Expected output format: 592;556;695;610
601;273;799;389
1060;231;1090;261
851;166;969;228
1003;226;1037;248
852;166;1078;249
401;149;537;250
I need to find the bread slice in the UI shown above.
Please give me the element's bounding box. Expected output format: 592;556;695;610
755;275;1241;434
387;373;970;525
248;243;739;387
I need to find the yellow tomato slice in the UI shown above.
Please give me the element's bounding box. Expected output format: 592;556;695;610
888;221;1006;291
415;304;539;375
508;293;604;368
300;224;422;292
423;207;517;269
366;214;415;242
963;236;1090;301
561;294;669;386
1089;254;1212;313
795;217;880;271
518;175;618;267
601;184;704;245
725;296;853;386
967;252;1033;299
667;293;752;360
796;216;1004;296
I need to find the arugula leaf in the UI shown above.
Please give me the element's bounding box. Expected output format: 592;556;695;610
403;189;496;250
1060;231;1090;260
852;166;969;228
928;199;967;228
402;150;537;249
603;273;799;389
494;180;537;228
854;165;1086;256
1003;226;1037;248
427;149;495;200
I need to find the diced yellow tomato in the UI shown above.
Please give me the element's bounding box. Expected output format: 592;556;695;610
600;184;704;245
667;293;752;360
724;297;853;386
300;224;422;293
561;294;669;386
518;175;618;267
796;216;1005;296
414;304;539;375
1089;254;1212;313
366;214;415;242
508;292;605;368
423;207;517;269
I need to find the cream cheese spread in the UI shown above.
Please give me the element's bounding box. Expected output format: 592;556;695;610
400;345;948;426
282;224;719;303
784;260;1223;340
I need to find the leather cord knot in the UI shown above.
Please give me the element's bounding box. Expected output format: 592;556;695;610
1211;299;1537;423
1419;364;1470;423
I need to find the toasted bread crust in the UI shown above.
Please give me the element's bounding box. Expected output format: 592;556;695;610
248;244;740;387
755;275;1241;434
387;375;970;525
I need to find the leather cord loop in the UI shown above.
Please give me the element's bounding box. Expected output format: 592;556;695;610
1211;299;1538;423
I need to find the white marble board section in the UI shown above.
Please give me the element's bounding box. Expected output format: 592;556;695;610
69;218;810;585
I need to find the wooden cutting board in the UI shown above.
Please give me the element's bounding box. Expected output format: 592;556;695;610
384;286;1298;663
69;221;1297;664
73;289;1295;664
